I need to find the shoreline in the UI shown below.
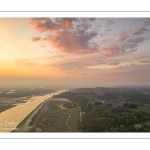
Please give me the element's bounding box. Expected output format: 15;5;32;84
15;101;46;132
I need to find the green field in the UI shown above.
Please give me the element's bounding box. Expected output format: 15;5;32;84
30;98;80;132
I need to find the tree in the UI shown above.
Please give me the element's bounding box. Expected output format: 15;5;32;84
125;119;130;125
143;115;149;121
110;127;115;132
118;124;126;132
133;116;138;123
133;110;143;118
134;124;142;131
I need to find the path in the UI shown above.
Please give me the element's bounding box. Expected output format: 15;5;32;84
66;113;72;130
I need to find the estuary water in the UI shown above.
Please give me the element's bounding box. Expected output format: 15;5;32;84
0;90;65;132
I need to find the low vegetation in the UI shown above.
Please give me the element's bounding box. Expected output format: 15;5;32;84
29;98;80;132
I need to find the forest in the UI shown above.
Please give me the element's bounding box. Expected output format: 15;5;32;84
53;87;150;132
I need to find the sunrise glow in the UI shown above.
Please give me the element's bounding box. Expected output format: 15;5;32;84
0;18;150;87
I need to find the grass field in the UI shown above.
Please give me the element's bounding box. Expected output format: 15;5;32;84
30;98;80;132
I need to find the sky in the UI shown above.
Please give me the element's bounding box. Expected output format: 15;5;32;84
0;18;150;87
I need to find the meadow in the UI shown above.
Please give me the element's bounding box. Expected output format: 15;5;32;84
29;98;80;132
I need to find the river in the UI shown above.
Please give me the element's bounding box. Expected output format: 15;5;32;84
0;90;66;132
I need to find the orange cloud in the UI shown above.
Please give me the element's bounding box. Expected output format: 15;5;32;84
29;18;59;32
29;18;99;54
100;43;124;57
59;19;70;29
65;20;70;29
43;30;98;54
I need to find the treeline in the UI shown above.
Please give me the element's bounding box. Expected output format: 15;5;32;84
98;91;150;102
129;94;150;103
80;105;150;132
59;88;150;104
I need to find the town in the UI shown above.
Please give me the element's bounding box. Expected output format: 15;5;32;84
53;86;150;132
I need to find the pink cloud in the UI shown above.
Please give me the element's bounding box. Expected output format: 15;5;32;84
100;43;124;57
28;18;77;32
29;18;99;55
29;18;58;32
59;19;71;29
43;30;98;54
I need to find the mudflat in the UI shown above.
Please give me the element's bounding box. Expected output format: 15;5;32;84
0;90;65;132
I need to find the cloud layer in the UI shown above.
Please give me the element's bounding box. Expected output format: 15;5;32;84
29;18;99;54
29;18;150;58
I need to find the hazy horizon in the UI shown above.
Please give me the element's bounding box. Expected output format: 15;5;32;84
0;18;150;87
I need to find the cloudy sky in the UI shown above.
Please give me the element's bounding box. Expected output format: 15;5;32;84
0;18;150;87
